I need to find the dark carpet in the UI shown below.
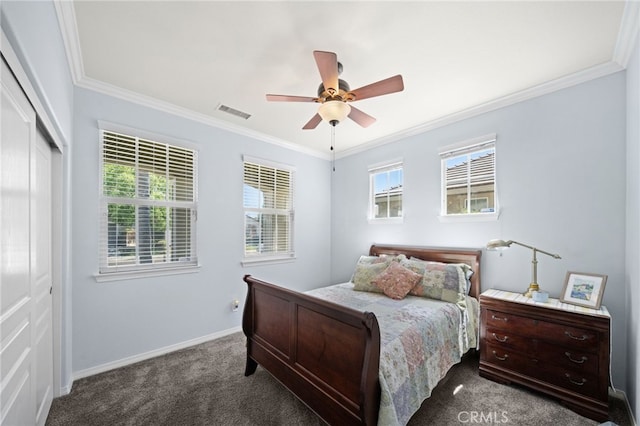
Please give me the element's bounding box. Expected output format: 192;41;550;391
46;332;631;425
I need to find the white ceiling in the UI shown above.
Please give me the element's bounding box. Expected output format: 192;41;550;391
62;1;634;157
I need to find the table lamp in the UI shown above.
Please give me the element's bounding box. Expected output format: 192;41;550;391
486;239;561;297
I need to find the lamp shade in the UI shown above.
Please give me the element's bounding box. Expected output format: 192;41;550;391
486;239;512;250
318;100;351;124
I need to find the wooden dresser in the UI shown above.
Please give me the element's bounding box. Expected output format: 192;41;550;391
479;289;610;422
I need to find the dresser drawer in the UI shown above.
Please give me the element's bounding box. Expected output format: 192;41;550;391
528;357;601;398
482;342;600;398
532;321;599;351
533;340;598;373
485;327;531;353
481;342;532;372
485;326;598;373
484;309;599;351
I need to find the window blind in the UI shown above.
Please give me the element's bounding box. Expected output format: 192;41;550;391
243;159;294;258
99;130;198;273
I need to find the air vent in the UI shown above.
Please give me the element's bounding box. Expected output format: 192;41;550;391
217;104;251;120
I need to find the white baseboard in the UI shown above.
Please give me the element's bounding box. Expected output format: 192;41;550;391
71;326;242;382
57;385;72;396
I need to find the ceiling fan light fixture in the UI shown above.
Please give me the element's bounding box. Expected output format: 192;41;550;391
318;100;351;126
266;50;403;130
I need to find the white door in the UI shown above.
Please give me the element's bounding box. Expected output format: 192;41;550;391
1;57;53;425
34;130;53;426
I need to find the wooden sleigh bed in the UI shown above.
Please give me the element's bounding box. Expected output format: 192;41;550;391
242;244;482;425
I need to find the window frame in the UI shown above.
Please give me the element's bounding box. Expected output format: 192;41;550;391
241;155;296;266
439;134;498;222
96;124;199;281
368;160;404;224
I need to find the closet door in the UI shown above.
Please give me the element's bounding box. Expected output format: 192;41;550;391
1;55;37;426
1;57;53;425
34;129;53;426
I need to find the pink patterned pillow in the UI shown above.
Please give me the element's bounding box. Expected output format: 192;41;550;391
372;261;423;300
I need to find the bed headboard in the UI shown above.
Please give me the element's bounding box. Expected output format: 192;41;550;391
369;244;483;299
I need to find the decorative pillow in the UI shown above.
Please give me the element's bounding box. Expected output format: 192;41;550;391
408;257;474;295
351;261;390;293
372;261;423;300
350;254;405;292
399;257;427;281
407;260;469;303
452;263;474;294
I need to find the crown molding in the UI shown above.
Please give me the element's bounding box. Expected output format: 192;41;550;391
613;0;640;67
55;0;631;162
76;76;329;160
336;60;623;159
53;0;83;85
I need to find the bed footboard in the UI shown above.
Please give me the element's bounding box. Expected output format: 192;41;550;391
242;275;381;425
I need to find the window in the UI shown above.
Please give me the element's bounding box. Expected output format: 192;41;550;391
369;162;403;221
243;157;294;263
99;130;198;276
440;134;496;216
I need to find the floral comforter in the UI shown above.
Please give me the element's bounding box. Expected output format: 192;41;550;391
306;283;479;426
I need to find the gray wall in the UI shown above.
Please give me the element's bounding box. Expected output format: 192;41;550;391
71;87;332;372
331;72;628;389
626;26;640;419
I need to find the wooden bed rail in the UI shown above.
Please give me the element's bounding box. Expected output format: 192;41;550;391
242;275;381;425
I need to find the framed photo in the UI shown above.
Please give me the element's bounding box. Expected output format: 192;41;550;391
560;271;607;309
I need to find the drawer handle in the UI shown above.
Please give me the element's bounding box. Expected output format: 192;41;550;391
492;350;509;361
491;315;508;322
564;331;588;341
565;373;587;386
492;333;509;342
564;352;588;364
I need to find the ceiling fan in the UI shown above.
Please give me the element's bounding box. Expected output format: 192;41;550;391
266;50;404;129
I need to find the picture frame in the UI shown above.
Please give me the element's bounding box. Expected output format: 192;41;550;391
560;271;607;309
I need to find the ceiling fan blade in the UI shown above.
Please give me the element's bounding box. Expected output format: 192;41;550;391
348;106;376;128
349;75;404;102
266;94;317;102
302;113;323;130
313;51;339;95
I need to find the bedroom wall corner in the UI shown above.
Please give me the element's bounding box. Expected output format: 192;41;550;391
625;17;640;423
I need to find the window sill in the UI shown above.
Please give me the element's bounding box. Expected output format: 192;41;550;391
94;264;201;282
241;255;296;267
368;217;404;225
438;212;500;223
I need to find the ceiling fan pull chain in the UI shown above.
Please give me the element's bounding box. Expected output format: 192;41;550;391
331;125;336;172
